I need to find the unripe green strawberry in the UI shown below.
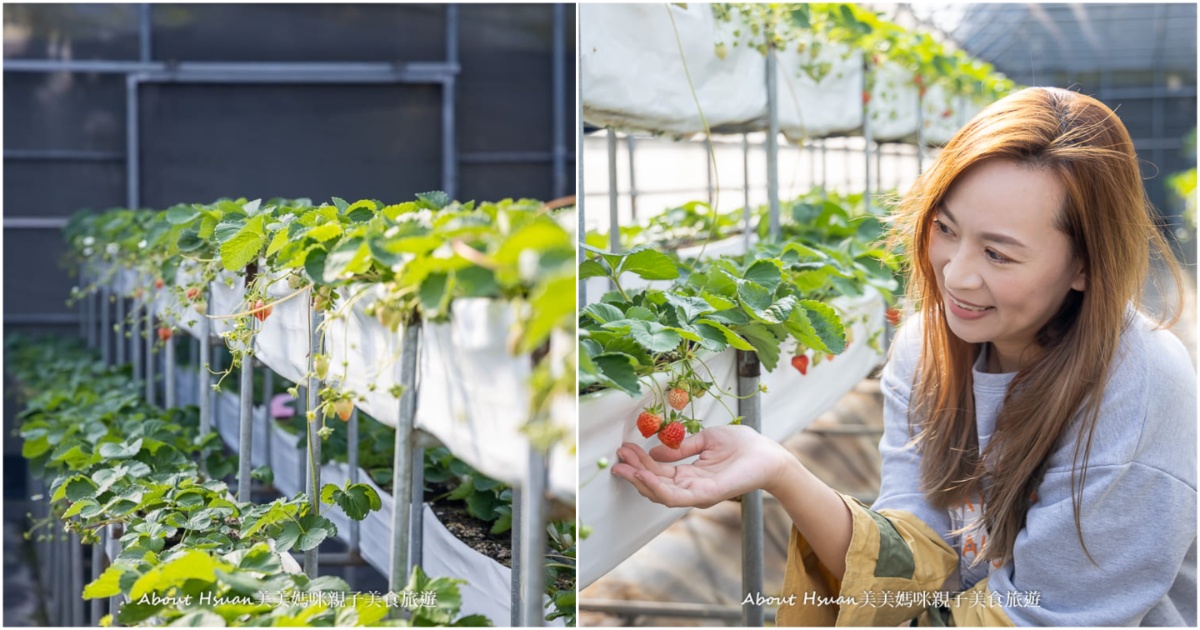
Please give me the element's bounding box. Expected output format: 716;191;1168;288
659;421;686;449
314;354;329;381
636;410;662;438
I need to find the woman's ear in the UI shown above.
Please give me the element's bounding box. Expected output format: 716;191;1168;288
1071;260;1086;292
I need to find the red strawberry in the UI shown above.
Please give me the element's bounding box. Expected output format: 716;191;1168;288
792;352;811;374
659;421;686;450
252;299;272;322
333;399;354;422
886;306;901;326
636;411;662;438
826;354;835;362
791;354;809;375
157;326;172;341
862;90;871;106
186;287;201;301
666;388;689;411
154;278;164;290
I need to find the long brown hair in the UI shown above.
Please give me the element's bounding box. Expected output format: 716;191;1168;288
889;87;1184;566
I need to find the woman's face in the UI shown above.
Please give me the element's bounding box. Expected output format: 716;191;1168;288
928;158;1086;372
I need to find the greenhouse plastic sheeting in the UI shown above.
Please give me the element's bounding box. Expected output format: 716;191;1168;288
578;292;883;587
777;41;865;139
581;3;766;135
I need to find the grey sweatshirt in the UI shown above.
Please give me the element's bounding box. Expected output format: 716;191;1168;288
873;311;1197;626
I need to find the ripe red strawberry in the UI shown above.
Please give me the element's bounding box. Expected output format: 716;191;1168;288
186;287;201;301
154;278;164;290
862;90;871;106
252;299;272;322
666;388;689;411
659;421;686;450
333;399;354;422
886;306;901;326
636;410;662;438
791;354;809;375
157;326;172;341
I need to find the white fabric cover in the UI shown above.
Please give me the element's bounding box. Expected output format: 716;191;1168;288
778;41;864;139
581;3;765;135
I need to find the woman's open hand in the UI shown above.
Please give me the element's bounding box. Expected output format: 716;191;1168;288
610;424;792;509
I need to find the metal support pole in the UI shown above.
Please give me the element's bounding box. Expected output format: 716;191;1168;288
145;301;156;405
766;46;781;242
511;487;523;626
91;540;103;625
262;367;274;481
519;450;549;627
705;137;715;209
410;441;425;571
78;265;87;340
165;331;176;409
348;409;360;555
626;135;639;221
131;297;142;381
863;60;873;212
115;294;126;365
607;128;620;254
127;75;140;209
199;294;213;436
443;5;458;199
820;140;827;189
87;273;97;348
915;86;925;176
737;349;765;626
390;321;422;594
238;327;255;502
743;133;752;251
305;306;325;578
552;3;567;199
577;14;587;308
71;533;84;626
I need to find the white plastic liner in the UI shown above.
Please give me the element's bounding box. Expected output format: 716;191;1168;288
869;61;920;142
581;3;765;135
578;292;883;587
252;270;313;386
777;40;864;139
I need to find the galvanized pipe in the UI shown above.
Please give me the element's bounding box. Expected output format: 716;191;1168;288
410;442;425;571
737;349;765;627
443;5;458;200
165;331;176;409
607;128;620;254
305;306;325;578
510;487;522;626
262;367;274;482
580;598;778;622
131;297;142;381
863;59;873;211
552;3;567;199
71;532;84;626
348;408;360;554
389;321;422;593
576;12;586;308
91;540;103;625
145;302;156;405
743;133;752;251
705;137;715;209
520;450;549;626
766;46;781;242
626;136;639;221
198;294;212;436
238;332;255;503
126;75;140;209
915;85;925;176
115;294;126;365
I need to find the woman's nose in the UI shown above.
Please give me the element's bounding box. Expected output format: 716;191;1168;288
942;248;984;291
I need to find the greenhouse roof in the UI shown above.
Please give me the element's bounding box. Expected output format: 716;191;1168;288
910;3;1197;82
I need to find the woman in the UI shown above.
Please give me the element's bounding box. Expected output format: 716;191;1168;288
611;87;1196;626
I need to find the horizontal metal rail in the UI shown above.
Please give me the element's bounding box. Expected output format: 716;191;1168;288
5;313;81;324
5;149;125;161
804;425;885;436
4;59;461;82
3;217;71;229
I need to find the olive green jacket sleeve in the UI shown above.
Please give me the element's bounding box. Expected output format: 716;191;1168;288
775;493;1014;627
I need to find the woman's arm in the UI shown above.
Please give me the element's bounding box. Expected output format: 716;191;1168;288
611;425;854;578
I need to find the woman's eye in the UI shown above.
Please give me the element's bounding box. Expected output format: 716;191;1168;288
986;249;1012;264
933;219;952;236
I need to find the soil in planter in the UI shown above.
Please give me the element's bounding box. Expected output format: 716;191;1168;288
429;499;512;568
